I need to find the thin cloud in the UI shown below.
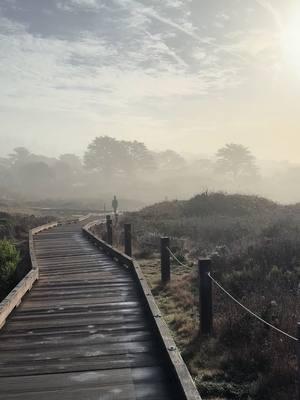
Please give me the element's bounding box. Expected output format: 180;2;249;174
113;0;202;42
57;0;104;11
255;0;283;29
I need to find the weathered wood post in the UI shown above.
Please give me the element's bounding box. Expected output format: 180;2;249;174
297;323;300;400
160;237;170;285
124;223;132;257
106;215;113;245
198;258;213;335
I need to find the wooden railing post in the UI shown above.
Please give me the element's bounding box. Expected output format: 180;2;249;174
124;223;132;257
106;215;113;245
160;237;170;285
297;323;300;400
198;258;213;336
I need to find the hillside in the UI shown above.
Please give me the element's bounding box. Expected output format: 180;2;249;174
140;193;280;219
123;192;299;255
119;192;299;400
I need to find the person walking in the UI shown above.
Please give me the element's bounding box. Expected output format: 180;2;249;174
112;195;119;223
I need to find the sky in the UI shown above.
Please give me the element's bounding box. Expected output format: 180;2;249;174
0;0;300;161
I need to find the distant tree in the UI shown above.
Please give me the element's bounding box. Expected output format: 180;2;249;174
84;136;127;175
16;162;54;194
125;141;155;171
215;144;258;180
154;150;186;170
0;157;10;168
9;148;57;169
53;154;83;189
53;160;73;182
9;147;31;165
59;154;83;172
84;136;155;176
0;165;11;188
0;240;20;289
191;158;214;172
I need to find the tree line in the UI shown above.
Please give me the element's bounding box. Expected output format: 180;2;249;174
0;136;261;204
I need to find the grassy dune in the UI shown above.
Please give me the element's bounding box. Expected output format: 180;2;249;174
111;193;299;400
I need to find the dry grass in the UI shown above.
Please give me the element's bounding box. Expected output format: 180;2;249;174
91;199;299;400
138;254;298;400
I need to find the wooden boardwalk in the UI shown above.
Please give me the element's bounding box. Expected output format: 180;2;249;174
0;222;199;399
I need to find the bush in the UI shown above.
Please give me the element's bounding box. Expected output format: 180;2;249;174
118;193;299;400
0;240;20;288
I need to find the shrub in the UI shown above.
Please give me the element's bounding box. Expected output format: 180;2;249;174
0;240;20;288
116;193;299;399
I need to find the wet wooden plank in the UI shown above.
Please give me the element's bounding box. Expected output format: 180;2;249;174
0;353;163;377
0;383;173;400
0;222;181;400
84;223;202;400
0;366;167;392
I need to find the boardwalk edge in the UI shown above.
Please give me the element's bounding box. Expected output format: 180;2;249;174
83;219;202;400
0;221;58;330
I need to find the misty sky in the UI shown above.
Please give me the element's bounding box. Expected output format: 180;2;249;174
1;0;300;161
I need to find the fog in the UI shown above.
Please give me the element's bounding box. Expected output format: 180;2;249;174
1;1;300;208
1;137;300;210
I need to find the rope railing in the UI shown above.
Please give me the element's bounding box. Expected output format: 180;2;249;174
98;219;299;396
166;246;298;342
208;272;298;342
166;247;192;269
166;247;198;323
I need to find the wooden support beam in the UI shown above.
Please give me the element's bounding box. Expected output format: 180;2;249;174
106;215;113;245
124;224;132;257
160;237;170;285
297;323;300;400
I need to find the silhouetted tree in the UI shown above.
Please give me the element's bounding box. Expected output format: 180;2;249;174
9;147;31;166
154;150;186;170
59;154;83;173
215;144;258;180
17;162;54;194
84;136;155;176
84;136;125;175
0;165;12;188
125;141;155;172
0;157;10;168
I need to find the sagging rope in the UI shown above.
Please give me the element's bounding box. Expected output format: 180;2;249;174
161;246;297;341
166;247;192;268
208;273;298;342
166;247;198;323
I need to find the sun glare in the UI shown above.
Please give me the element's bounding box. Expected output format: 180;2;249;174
281;12;300;68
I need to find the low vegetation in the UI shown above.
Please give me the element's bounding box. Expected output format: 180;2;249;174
108;192;299;400
0;240;20;295
0;212;54;301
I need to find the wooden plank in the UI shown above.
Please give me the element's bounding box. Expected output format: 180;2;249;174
0;330;153;351
0;220;197;400
83;222;202;400
0;366;168;392
0;383;174;400
0;321;149;339
0;353;162;377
